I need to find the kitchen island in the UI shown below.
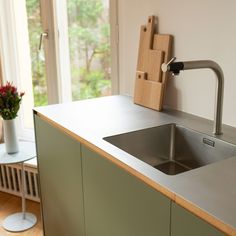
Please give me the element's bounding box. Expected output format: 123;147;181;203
34;95;236;236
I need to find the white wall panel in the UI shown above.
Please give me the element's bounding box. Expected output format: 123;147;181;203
118;0;236;127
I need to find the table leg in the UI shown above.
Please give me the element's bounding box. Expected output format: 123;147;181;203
21;162;26;219
2;163;37;232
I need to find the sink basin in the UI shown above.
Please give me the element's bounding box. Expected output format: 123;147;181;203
104;124;236;175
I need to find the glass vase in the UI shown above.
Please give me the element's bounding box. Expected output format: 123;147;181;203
3;119;19;154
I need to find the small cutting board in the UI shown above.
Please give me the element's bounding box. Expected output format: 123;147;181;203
153;34;172;83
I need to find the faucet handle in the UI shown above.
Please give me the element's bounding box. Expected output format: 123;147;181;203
166;57;176;66
161;57;176;72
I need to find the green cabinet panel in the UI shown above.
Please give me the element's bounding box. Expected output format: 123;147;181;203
34;116;85;236
82;145;171;236
171;202;226;236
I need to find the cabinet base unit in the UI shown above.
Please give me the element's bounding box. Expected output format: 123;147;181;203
171;202;226;236
34;116;85;236
82;145;171;236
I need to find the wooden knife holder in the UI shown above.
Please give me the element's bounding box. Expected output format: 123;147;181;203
134;15;173;111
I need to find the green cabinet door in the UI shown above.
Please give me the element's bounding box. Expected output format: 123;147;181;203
171;202;226;236
34;116;85;236
82;145;171;236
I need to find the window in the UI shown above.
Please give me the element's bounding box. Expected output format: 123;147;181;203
0;0;119;140
67;0;112;100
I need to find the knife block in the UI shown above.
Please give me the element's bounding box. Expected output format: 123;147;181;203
134;15;173;111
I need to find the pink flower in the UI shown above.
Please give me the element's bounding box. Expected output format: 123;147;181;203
0;81;25;120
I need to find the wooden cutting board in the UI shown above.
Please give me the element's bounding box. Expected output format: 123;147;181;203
134;16;173;111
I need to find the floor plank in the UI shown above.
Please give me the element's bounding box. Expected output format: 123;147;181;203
0;191;43;236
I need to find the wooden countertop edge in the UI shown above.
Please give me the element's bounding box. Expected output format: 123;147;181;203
35;112;236;236
174;196;235;236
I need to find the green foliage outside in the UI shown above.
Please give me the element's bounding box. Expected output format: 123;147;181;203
26;0;111;105
67;0;111;100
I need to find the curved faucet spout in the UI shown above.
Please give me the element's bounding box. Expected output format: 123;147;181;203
162;59;224;135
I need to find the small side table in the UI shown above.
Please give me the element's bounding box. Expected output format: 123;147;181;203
0;141;37;232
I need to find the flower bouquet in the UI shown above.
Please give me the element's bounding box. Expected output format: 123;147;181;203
0;82;25;153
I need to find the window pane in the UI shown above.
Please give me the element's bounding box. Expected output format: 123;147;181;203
26;0;48;106
67;0;111;100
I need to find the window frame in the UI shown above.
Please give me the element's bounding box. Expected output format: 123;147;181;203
40;0;72;104
110;0;120;95
42;0;120;102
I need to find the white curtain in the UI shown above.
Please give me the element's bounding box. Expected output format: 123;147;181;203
0;57;4;143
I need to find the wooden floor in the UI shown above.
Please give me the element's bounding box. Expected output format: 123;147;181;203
0;191;43;236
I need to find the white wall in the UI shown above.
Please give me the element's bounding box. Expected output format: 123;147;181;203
118;0;236;127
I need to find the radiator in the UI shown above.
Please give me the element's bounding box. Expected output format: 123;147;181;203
0;162;40;202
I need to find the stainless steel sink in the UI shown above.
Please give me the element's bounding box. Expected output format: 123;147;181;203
104;124;236;175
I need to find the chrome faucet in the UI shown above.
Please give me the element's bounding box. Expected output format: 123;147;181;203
161;57;224;135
